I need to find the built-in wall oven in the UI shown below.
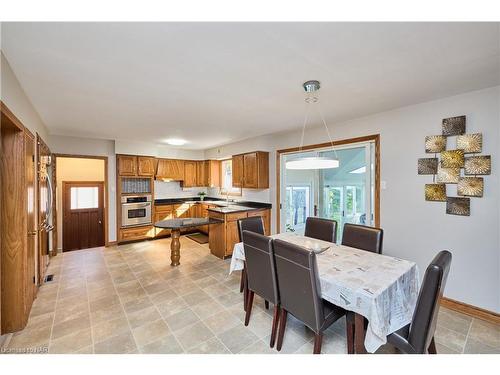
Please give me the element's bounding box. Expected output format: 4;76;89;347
121;195;152;227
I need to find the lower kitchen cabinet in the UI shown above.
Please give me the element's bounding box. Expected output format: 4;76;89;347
119;225;155;242
154;205;173;237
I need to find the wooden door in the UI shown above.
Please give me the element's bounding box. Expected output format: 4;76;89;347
37;134;51;283
25;131;36;310
63;182;105;251
117;155;137;176
183;161;197;187
243;152;258;188
232;154;244;187
137;156;155;176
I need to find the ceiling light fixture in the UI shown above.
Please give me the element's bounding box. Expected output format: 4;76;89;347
165;138;187;146
286;80;340;170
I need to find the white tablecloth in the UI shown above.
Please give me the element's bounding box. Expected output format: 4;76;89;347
229;232;420;353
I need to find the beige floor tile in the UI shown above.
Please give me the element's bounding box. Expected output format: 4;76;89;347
164;308;200;332
92;316;131;343
132;319;170;347
139;334;184;354
174;321;214;350
142;280;172;295
468;319;500;349
190;298;225;320
217;325;259;354
463;337;499;354
188;337;230;354
52;314;91;340
9;324;52;349
127;305;162;329
122;296;153;314
239;339;276;354
54;302;89;324
148;289;178;304
90;302;126;325
93;331;137;354
202;312;241;335
435;325;467;353
49;328;92;354
437;308;472;335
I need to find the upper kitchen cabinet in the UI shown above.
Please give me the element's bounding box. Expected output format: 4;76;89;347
183;161;198;187
196;160;208;187
232;154;244;187
117;155;137;176
156;159;185;181
137;156;156;176
232;151;269;189
207;160;220;187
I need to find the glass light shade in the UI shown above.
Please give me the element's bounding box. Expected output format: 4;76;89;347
286;156;339;170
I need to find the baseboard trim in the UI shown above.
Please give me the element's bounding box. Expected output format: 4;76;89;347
105;241;118;247
441;297;500;325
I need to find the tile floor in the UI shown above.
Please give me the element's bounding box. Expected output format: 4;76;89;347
2;236;499;354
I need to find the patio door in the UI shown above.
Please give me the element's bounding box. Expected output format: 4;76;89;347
279;137;377;242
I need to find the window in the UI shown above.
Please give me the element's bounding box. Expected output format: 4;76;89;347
70;187;98;209
220;159;241;195
285;185;311;233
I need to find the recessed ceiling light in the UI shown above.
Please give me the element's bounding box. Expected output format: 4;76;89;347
165;138;187;146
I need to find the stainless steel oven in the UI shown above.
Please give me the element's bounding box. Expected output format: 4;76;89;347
121;195;152;227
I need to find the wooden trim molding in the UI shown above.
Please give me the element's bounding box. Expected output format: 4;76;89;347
276;134;381;232
441;297;500;325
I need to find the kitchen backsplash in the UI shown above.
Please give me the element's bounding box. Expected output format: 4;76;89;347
154;180;207;199
207;187;271;203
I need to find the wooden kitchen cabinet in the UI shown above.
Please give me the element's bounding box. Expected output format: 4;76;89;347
232;154;244;187
232;151;269;189
156;159;185;181
196;160;208;187
207;160;220;187
183;161;198;187
154;205;174;237
208;210;248;259
137;156;156;176
117;155;138;176
119;225;155;241
247;209;271;235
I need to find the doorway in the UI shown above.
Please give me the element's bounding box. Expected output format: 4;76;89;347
278;135;380;241
62;181;105;251
55;155;108;252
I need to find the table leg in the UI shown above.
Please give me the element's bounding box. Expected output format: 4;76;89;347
170;229;181;266
354;313;367;354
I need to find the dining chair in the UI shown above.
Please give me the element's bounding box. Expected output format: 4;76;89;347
304;217;337;243
237;216;268;311
273;239;349;354
385;250;452;354
341;223;384;254
241;230;281;348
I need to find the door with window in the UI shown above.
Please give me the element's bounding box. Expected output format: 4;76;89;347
63;182;104;251
280;140;376;242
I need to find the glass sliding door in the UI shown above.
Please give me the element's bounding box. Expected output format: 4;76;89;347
280;141;376;242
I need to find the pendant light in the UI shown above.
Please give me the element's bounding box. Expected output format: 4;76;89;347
286;80;340;170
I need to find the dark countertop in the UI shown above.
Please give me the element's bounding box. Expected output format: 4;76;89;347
154;197;272;213
154;217;222;229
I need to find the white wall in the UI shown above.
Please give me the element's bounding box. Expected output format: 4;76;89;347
0;52;50;141
154;181;207;199
115;140;205;160
49;135;117;242
204;86;500;313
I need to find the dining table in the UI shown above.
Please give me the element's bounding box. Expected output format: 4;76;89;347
229;232;420;354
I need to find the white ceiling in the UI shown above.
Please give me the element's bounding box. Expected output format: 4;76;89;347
2;22;499;150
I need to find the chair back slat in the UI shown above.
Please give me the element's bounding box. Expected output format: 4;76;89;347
273;239;324;332
342;223;383;254
304;217;337;243
242;230;279;305
408;250;452;353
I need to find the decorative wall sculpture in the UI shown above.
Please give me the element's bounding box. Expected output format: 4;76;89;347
418;115;491;216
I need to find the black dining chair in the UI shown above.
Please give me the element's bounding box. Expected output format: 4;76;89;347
342;223;384;254
304;217;337;243
237;216;267;310
385;250;452;354
273;239;349;354
241;230;281;348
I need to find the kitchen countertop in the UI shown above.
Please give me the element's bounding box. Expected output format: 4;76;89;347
154;197;271;214
154;217;223;229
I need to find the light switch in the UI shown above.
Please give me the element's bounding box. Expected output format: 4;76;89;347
381;181;387;190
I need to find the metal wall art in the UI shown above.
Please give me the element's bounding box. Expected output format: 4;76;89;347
446;197;470;216
425;184;447;201
418;158;438;174
457;177;484;197
418;115;491;215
